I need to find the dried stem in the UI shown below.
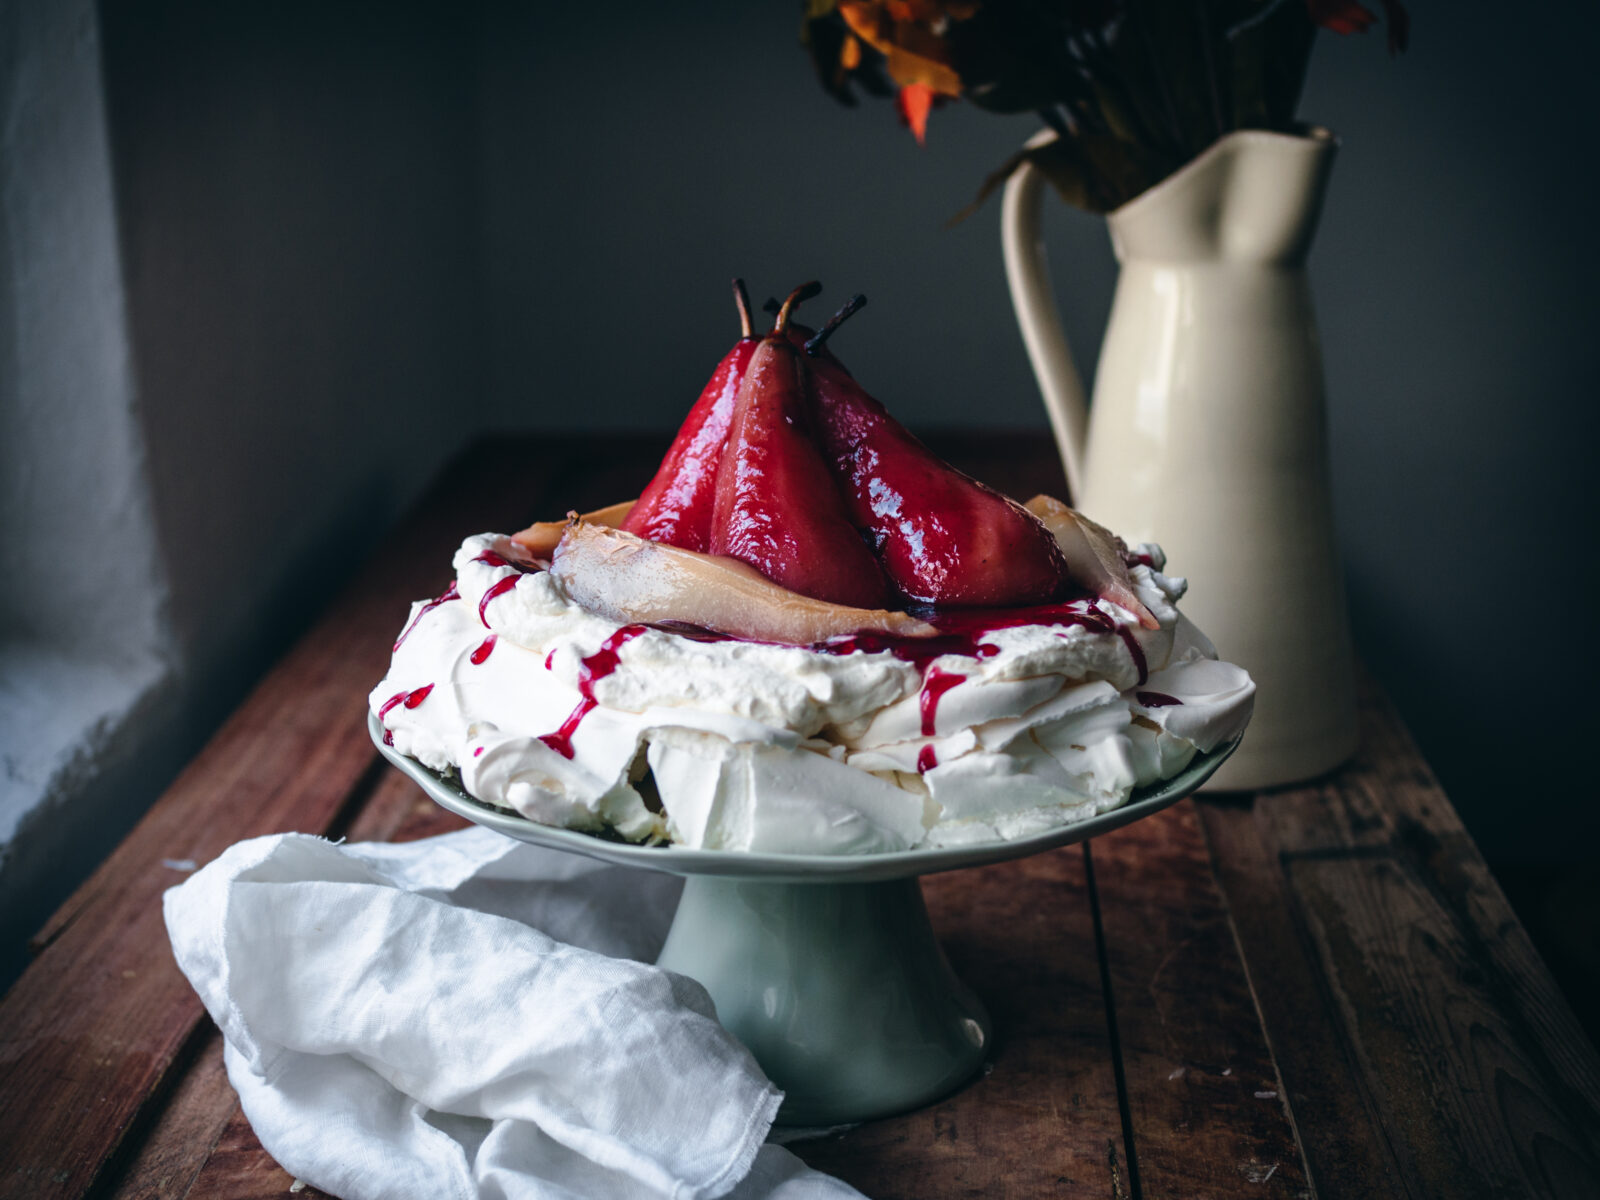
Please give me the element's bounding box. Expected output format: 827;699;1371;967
806;294;867;355
731;278;753;339
772;281;822;335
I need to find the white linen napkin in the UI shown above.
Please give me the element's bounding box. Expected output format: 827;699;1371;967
164;827;865;1200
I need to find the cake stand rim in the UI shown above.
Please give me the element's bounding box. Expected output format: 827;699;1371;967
369;712;1238;881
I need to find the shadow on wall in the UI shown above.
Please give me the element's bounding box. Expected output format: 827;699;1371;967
1;0;486;984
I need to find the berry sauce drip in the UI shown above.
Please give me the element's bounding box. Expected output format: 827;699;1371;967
916;667;967;773
478;576;520;627
1135;691;1182;708
1115;628;1149;686
470;635;497;665
792;595;1140;772
816;631;1002;669
472;550;512;569
393;583;459;651
543;649;556;670
539;625;650;760
377;684;434;745
811;596;1114;672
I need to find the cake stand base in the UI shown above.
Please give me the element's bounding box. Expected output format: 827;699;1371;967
657;875;991;1127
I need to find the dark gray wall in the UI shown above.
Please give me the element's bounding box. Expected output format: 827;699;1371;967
101;0;485;718
479;0;1600;865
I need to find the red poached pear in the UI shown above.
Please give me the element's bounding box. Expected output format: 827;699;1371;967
622;283;837;553
621;280;760;551
805;328;1069;607
709;283;890;609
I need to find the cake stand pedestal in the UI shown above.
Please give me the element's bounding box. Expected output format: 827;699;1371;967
372;714;1236;1125
660;875;988;1125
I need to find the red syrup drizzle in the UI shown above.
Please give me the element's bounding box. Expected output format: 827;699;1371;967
539;625;650;760
1116;628;1149;686
393;583;459;651
377;684;434;745
1135;691;1182;708
786;594;1135;774
395;552;534;652
916;667;967;773
470;635;497;665
478;576;520;627
543;649;556;670
475;549;545;627
618;594;1145;771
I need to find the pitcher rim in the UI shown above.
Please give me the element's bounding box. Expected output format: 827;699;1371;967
1108;125;1338;226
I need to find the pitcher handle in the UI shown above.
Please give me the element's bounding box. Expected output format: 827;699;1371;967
1002;131;1089;502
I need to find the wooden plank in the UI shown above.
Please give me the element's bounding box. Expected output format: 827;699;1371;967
796;847;1127;1199
101;1029;236;1200
1088;800;1312;1199
183;1107;322;1200
1198;678;1600;1200
0;436;618;1199
97;769;472;1200
1196;799;1413;1197
1336;677;1600;1122
338;764;463;844
96;770;466;1200
1288;848;1598;1197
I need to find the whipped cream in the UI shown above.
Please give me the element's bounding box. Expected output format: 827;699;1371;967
371;534;1254;855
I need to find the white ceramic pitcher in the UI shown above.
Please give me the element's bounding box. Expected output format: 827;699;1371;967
1002;127;1357;790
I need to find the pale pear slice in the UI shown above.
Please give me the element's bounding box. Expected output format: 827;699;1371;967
512;500;635;557
1025;495;1159;630
550;521;937;645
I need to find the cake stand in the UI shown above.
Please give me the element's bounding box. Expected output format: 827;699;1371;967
371;713;1238;1125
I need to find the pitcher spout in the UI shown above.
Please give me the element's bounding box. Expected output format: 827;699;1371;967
1108;128;1338;266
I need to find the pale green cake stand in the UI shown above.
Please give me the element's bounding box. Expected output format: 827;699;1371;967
371;712;1238;1125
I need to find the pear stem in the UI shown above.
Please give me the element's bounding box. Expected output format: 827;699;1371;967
772;281;822;336
732;279;753;339
805;294;867;355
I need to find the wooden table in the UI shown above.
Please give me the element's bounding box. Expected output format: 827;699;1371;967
3;434;1597;1199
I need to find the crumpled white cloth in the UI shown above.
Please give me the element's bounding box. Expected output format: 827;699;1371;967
164;827;865;1200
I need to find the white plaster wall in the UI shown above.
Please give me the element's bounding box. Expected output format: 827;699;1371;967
0;0;486;981
0;0;176;967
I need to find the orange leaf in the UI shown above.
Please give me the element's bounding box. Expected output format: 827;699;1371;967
883;44;962;95
838;1;963;94
840;32;862;70
896;83;936;145
838;2;893;52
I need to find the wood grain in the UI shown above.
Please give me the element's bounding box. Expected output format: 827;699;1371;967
1195;798;1414;1197
1088;801;1312;1199
1197;677;1600;1200
796;848;1128;1199
181;1107;318;1200
101;1029;236;1200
